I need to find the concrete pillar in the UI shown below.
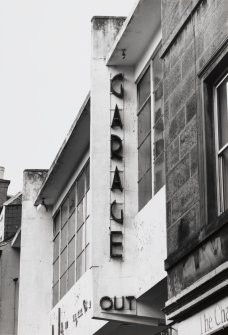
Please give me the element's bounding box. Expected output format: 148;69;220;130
0;166;5;179
17;170;53;335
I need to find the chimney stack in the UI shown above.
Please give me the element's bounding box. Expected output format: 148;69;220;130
0;166;5;179
0;167;10;210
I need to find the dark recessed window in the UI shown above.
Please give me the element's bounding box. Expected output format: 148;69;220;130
137;45;165;211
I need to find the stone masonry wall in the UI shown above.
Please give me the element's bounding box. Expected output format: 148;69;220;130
162;0;228;298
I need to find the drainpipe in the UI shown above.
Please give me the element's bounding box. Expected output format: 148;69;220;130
13;278;18;335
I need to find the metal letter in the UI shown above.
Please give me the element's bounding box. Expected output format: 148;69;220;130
100;296;113;311
114;296;125;311
111;104;123;129
126;296;135;310
111;167;123;192
111;134;122;160
110;231;123;258
110;73;124;98
110;200;123;224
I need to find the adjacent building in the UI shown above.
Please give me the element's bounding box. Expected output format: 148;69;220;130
0;167;21;335
162;0;228;335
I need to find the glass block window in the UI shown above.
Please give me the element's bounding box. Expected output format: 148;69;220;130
52;161;90;306
137;45;165;210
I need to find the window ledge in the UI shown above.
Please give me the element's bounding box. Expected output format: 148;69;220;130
165;209;228;271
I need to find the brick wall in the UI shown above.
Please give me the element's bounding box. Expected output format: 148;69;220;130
162;0;228;298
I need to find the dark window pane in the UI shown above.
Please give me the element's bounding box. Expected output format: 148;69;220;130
138;169;152;211
77;171;86;204
69;186;76;215
68;236;75;266
77;199;84;230
138;134;151;181
53;234;60;262
61;198;69;227
76;225;84;257
217;77;228;149
53;211;60;235
154;80;163;101
154;138;164;159
68;262;75;290
53;258;59;285
85;163;90;191
61;223;67;251
138;67;151;109
76;252;85;281
154;152;165;194
53;282;59;306
60;272;67;299
68;212;75;242
60;248;67;277
138;98;151;146
154;108;162;124
153;50;162;87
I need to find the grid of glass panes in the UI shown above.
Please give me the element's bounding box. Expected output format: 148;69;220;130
152;48;165;194
137;45;165;211
138;67;152;210
214;74;228;213
52;161;90;306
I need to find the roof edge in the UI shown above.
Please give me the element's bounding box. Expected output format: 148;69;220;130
105;0;140;65
34;92;90;206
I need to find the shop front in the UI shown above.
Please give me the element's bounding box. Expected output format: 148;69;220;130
178;296;228;335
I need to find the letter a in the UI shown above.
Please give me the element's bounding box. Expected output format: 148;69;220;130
111;167;123;192
111;105;123;129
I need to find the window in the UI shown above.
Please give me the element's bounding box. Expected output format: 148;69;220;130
201;50;228;226
52;161;90;306
214;73;228;214
137;46;165;210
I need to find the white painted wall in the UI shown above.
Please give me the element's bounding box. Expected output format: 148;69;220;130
135;187;167;298
50;270;106;335
49;14;166;335
17;170;53;335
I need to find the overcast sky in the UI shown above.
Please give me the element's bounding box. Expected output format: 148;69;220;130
0;0;136;194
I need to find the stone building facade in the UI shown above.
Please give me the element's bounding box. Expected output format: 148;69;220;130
162;0;228;334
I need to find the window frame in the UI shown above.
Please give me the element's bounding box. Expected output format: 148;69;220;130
52;160;90;306
213;73;228;214
136;42;164;211
199;46;228;229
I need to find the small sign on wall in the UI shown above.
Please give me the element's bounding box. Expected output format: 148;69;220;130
100;295;136;314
